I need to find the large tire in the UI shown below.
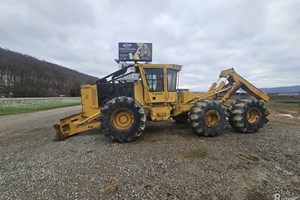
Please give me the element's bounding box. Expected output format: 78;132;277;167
188;99;226;137
228;98;268;133
172;112;188;123
101;96;146;142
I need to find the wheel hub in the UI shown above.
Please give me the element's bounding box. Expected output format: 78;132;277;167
111;109;134;131
204;110;220;127
247;108;261;124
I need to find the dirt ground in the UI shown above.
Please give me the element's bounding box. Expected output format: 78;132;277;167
0;106;299;200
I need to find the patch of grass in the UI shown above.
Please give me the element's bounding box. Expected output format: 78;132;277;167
265;99;300;110
0;97;81;116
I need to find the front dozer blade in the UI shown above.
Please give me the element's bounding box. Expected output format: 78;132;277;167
53;124;67;141
53;84;102;141
53;110;101;141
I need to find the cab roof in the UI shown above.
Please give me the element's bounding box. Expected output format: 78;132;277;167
134;63;182;71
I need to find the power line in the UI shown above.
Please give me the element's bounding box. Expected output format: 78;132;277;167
0;34;58;60
0;30;62;58
0;30;65;60
0;30;98;76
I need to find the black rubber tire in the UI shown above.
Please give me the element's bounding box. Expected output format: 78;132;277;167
188;99;226;137
172;112;188;123
101;96;146;142
228;98;268;133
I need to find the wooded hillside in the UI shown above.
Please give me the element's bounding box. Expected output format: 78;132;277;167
0;47;98;97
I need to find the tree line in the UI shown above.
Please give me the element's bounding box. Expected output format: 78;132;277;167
0;47;98;97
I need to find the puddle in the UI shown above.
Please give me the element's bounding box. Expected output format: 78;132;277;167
275;113;294;119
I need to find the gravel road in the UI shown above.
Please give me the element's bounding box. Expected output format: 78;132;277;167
0;106;299;200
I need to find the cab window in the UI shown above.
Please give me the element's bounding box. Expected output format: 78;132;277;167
144;68;163;92
167;69;177;91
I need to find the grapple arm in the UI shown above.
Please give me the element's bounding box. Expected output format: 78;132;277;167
218;68;269;103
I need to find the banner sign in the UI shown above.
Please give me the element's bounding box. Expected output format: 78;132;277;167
118;42;152;62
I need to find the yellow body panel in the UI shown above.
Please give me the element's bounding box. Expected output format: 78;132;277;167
177;91;207;103
167;92;177;102
150;106;172;121
148;92;166;103
172;103;194;117
134;82;145;105
81;85;100;116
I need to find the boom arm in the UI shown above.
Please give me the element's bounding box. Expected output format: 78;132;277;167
218;68;269;103
185;68;269;104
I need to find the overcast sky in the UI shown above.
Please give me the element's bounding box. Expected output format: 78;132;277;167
0;0;299;90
